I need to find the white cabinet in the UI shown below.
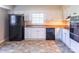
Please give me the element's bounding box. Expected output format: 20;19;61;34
55;28;71;48
65;30;71;48
55;28;62;40
25;28;31;39
25;28;46;40
61;29;66;43
62;29;79;52
61;29;71;48
70;37;79;53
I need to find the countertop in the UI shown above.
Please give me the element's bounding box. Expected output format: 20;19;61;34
25;25;70;29
24;20;70;28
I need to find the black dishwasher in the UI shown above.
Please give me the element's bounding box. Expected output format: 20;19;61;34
46;28;55;40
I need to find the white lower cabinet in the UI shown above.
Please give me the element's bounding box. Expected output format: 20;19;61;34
70;38;79;53
25;28;31;39
24;28;46;40
65;29;71;48
61;29;66;43
55;28;62;40
61;29;71;48
60;29;79;52
62;29;66;43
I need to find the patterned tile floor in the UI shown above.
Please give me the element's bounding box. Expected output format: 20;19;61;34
0;40;74;53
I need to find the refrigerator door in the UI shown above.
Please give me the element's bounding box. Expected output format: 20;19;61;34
9;14;24;41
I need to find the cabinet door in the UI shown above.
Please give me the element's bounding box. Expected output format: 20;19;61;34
65;29;71;48
70;39;79;53
25;28;46;40
59;29;63;41
61;29;66;43
37;28;46;39
24;28;31;39
61;29;70;47
30;28;37;39
25;28;38;39
55;28;61;40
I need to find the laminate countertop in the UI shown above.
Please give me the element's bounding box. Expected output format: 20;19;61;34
24;20;70;28
25;25;70;28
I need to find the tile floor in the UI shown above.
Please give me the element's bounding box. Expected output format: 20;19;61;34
55;40;74;53
0;40;74;53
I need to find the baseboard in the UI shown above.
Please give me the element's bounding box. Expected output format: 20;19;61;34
0;40;5;44
25;38;46;40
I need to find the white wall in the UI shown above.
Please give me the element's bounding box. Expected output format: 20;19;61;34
0;8;8;43
10;5;63;20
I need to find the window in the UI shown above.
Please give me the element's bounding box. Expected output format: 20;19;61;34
32;13;44;25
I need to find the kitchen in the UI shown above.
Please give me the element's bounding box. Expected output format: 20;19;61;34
0;5;79;53
11;5;65;40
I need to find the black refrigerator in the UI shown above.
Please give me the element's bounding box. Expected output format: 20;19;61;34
8;14;24;41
